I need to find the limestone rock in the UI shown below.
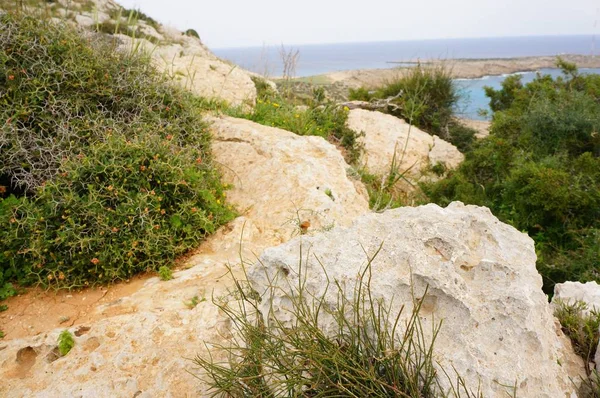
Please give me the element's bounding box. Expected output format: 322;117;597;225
248;202;584;398
346;109;464;178
553;281;600;314
209;115;370;246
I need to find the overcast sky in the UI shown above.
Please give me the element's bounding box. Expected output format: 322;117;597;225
118;0;599;49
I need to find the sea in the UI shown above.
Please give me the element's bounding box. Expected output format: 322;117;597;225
213;35;600;120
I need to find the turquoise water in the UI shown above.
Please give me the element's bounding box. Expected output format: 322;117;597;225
455;68;600;120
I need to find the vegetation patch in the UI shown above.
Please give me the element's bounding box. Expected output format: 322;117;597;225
555;300;600;397
0;14;233;293
423;60;600;293
228;77;363;164
349;64;478;152
57;330;75;356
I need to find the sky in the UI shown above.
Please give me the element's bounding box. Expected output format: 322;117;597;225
118;0;599;49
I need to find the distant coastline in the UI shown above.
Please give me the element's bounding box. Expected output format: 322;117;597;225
214;35;598;77
293;54;600;89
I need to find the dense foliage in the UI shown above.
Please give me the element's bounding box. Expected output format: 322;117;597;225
424;60;600;293
349;65;477;152
0;14;233;295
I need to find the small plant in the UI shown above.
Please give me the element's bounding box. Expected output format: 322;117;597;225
158;266;173;281
324;188;334;200
0;330;4;339
185;295;205;309
58;330;75;356
0;304;7;312
555;300;600;397
554;300;600;366
184;29;200;39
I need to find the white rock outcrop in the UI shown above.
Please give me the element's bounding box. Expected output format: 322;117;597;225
248;202;584;398
346;109;464;177
209;115;370;246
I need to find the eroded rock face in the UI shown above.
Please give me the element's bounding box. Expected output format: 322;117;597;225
248;202;584;398
346;109;464;177
209;115;370;247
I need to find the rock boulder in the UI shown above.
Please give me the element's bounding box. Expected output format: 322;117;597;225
346;109;464;178
249;202;584;397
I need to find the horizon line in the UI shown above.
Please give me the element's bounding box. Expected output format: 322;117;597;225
210;33;597;51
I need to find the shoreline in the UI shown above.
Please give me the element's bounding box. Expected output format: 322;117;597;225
290;54;600;89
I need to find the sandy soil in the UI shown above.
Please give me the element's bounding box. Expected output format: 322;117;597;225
300;54;600;89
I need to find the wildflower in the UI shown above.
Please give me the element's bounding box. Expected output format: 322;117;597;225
165;106;171;111
160;209;166;215
166;134;173;140
107;185;114;191
9;218;16;224
140;165;147;171
91;258;100;265
112;227;119;233
196;157;202;164
0;185;5;194
48;274;53;281
191;207;197;213
294;114;299;118
58;272;65;280
343;106;350;112
8;75;14;80
154;225;160;230
273;103;280;108
150;190;156;196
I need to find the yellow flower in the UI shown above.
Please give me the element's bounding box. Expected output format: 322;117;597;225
343;106;350;112
273;103;280;108
294;114;299;118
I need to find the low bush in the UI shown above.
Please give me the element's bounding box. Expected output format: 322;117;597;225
0;14;233;291
348;64;477;151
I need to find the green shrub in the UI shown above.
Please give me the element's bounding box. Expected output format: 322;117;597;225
184;29;200;39
349;65;477;151
0;14;234;290
2;134;233;288
423;60;600;293
158;265;173;281
348;86;374;101
58;329;75;356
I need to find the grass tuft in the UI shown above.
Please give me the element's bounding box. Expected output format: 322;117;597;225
193;245;486;397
